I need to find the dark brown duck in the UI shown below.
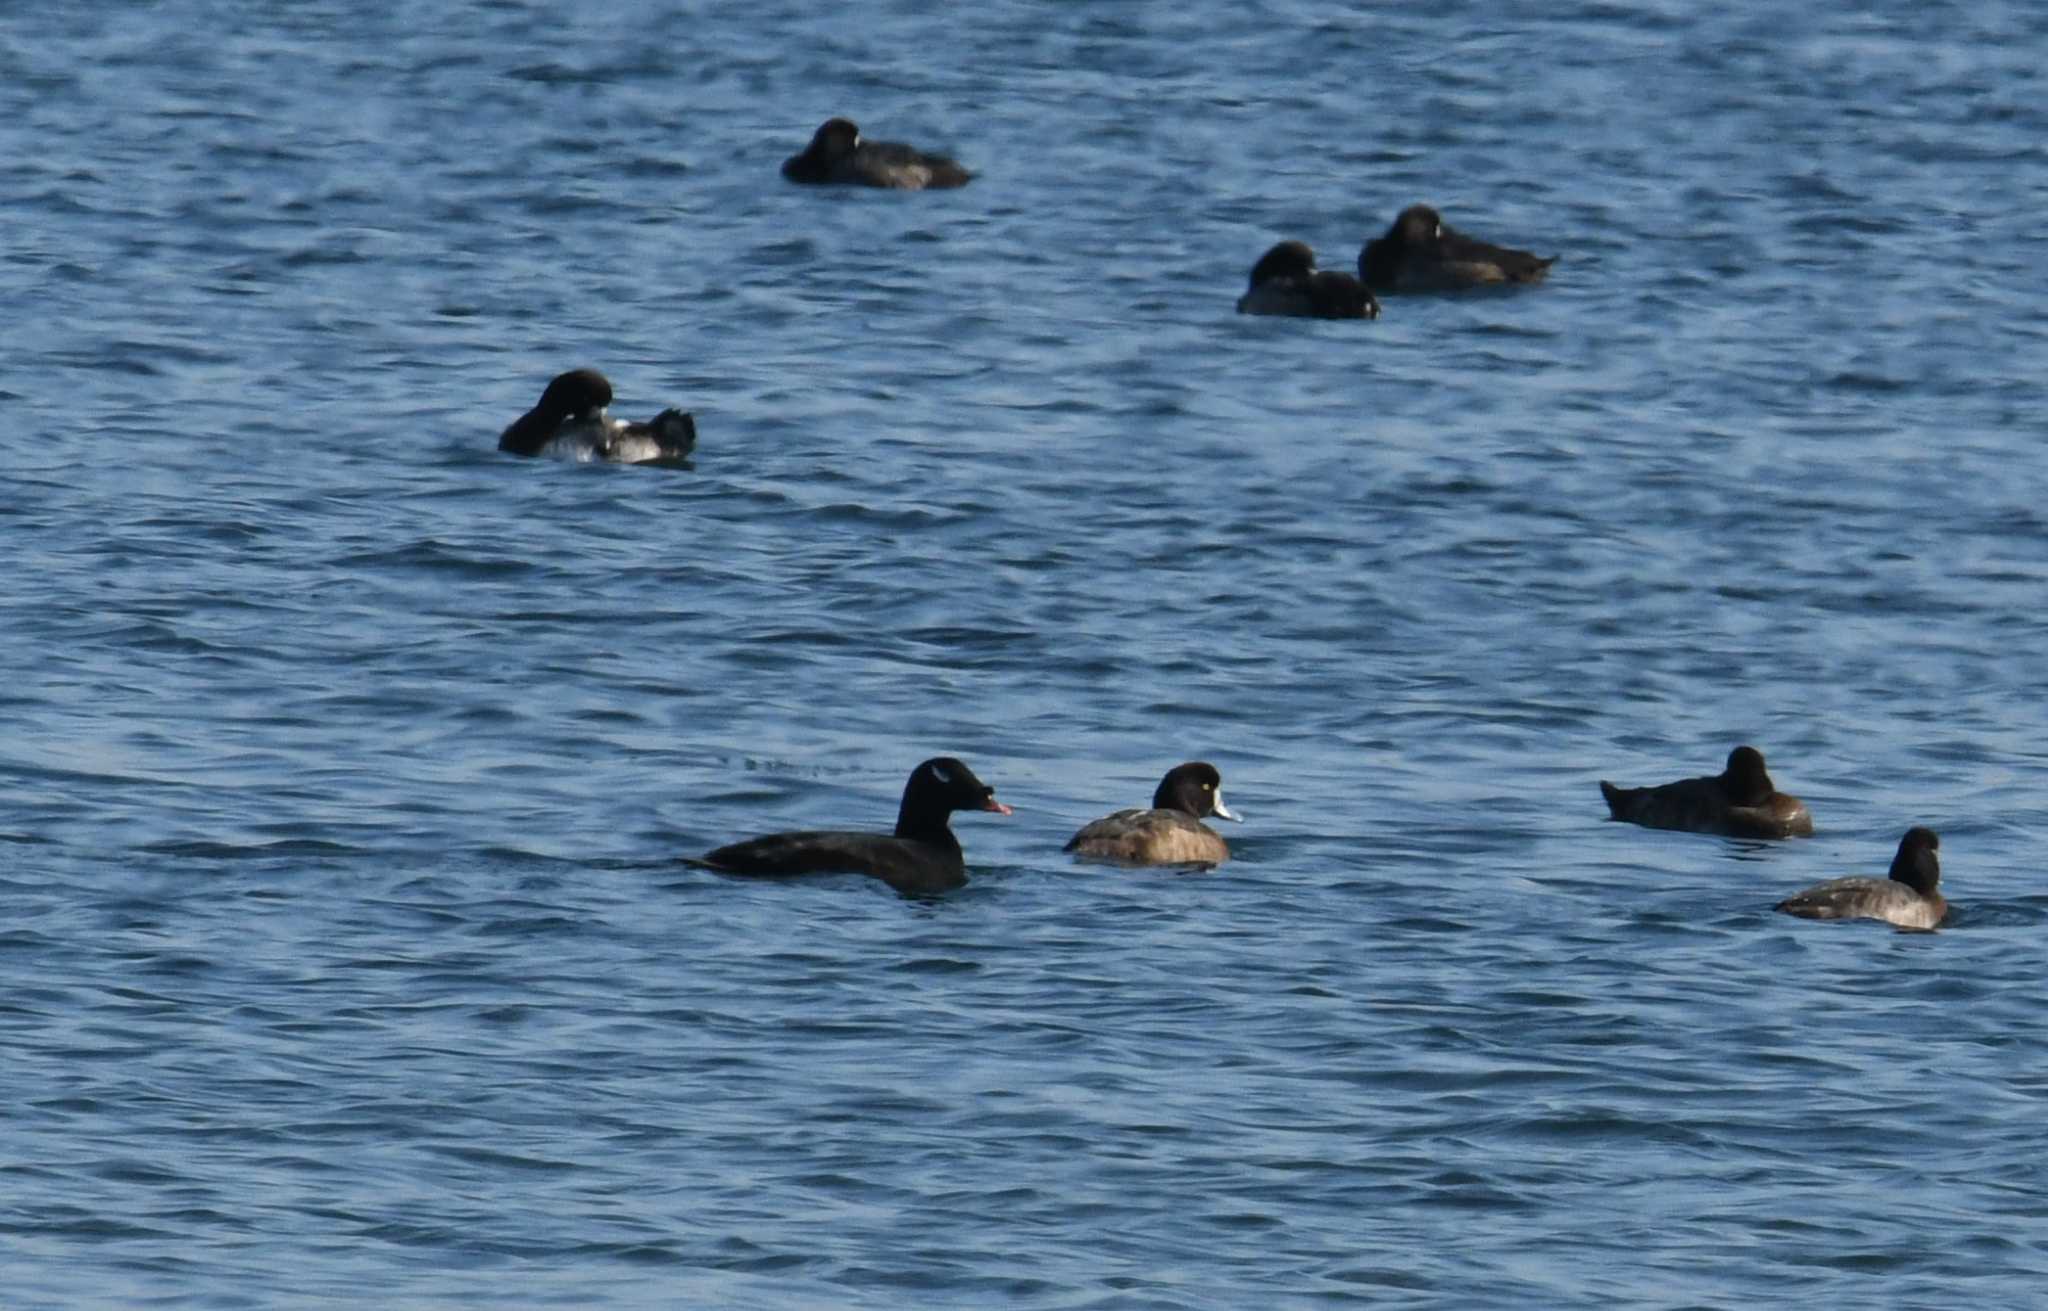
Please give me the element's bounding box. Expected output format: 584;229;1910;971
780;117;972;190
1358;205;1555;293
1599;745;1814;839
1236;240;1380;319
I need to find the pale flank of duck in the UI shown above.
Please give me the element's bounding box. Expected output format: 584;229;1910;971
543;412;696;465
1775;827;1947;930
1064;808;1233;865
1774;878;1945;930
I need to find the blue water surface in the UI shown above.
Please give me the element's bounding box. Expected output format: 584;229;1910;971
5;1;2048;1305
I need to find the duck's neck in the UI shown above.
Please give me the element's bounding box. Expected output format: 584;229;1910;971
1889;847;1940;896
1720;768;1772;806
895;800;960;849
1152;780;1198;817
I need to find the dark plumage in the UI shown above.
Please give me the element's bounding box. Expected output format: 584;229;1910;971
1064;761;1243;866
1358;205;1555;292
498;369;696;465
1599;746;1814;839
695;757;1011;896
1235;240;1381;319
780;117;972;190
1775;828;1947;930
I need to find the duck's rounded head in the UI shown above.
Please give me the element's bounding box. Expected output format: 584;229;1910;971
1722;745;1773;802
1153;761;1241;822
1393;205;1443;245
909;757;1012;817
810;117;861;158
1249;240;1317;286
535;368;613;423
1890;827;1942;894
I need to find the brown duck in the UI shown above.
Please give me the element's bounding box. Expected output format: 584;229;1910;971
1065;762;1243;866
781;117;971;190
1599;745;1813;839
1358;204;1555;293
